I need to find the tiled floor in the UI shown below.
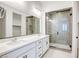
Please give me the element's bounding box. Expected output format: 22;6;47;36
43;47;72;58
50;43;71;50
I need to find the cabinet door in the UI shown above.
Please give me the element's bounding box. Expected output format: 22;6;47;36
18;48;36;58
46;37;49;49
36;44;43;58
36;39;43;58
42;37;49;54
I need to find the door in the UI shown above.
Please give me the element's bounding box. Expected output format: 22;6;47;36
57;19;68;44
48;12;68;45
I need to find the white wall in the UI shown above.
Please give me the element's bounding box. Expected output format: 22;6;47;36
0;1;42;37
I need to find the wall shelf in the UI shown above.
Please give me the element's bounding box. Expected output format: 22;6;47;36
13;25;21;27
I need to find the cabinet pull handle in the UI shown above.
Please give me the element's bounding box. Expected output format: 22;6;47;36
39;41;41;43
39;47;41;49
76;37;78;39
39;54;41;57
23;55;27;58
57;32;59;35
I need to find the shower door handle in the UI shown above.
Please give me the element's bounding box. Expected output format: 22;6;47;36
76;36;78;39
57;32;59;35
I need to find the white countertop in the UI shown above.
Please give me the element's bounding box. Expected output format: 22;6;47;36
0;34;49;56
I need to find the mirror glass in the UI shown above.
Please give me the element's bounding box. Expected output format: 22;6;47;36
0;6;40;39
0;7;6;38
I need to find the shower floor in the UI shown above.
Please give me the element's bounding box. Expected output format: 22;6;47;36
50;43;71;50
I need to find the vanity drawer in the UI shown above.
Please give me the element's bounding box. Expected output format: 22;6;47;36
36;51;42;58
36;44;42;53
42;37;49;54
1;42;36;58
36;39;42;45
18;48;36;58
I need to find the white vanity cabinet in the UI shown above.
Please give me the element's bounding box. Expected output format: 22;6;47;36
0;35;49;58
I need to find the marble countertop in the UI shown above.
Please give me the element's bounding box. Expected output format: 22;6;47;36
0;34;49;56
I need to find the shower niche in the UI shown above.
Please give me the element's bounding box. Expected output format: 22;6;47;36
13;12;21;37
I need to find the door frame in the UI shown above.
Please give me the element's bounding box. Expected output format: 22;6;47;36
77;23;79;57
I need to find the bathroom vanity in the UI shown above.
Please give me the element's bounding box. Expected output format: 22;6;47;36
0;34;49;58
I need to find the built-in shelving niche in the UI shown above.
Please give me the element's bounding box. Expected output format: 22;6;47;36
13;12;21;36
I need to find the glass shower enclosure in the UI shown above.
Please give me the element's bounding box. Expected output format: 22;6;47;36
46;9;72;49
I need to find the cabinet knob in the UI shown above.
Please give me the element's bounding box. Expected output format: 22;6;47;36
23;55;27;58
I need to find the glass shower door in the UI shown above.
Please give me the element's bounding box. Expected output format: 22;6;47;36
57;20;67;44
48;12;68;45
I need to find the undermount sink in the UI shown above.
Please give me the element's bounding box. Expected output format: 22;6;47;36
0;38;30;46
6;41;19;45
5;39;27;45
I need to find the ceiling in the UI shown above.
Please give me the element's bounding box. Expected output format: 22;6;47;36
40;1;72;12
0;1;72;13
